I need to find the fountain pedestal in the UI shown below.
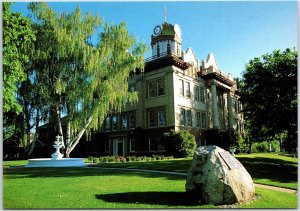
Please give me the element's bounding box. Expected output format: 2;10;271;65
51;138;64;159
26;135;85;167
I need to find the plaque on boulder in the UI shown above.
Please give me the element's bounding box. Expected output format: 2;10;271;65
219;151;243;170
186;145;255;205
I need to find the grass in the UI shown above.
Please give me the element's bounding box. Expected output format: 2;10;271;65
3;153;298;208
3;152;298;190
4;152;298;189
3;167;212;209
88;153;298;189
235;153;298;189
3;166;297;209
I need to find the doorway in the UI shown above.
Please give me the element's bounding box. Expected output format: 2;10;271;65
113;138;125;156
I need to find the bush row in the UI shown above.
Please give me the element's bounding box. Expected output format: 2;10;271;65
87;155;175;163
252;140;281;153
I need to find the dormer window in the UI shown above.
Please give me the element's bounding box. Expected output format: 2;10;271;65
157;45;160;57
167;43;171;54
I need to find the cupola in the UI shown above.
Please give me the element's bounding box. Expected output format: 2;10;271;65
151;22;182;58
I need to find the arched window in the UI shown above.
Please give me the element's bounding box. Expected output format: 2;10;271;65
157;45;160;57
167;43;171;54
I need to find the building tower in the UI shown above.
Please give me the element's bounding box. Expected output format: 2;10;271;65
151;22;182;57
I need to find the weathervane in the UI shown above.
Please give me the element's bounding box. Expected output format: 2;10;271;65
164;5;167;22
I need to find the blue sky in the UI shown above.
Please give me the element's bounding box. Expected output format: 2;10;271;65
11;1;297;78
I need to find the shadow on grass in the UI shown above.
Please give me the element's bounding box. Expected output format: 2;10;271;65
95;191;200;206
237;157;297;185
3;167;185;181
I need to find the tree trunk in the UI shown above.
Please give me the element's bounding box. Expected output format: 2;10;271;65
27;109;40;157
52;95;65;148
65;116;93;158
247;136;252;154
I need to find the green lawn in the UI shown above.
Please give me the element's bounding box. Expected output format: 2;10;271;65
236;153;298;189
89;153;298;189
3;152;298;190
4;152;298;190
3;166;297;209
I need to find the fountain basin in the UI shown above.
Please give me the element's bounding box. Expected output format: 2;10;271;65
26;158;86;167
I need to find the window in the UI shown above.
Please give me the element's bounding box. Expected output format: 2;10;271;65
157;79;165;96
196;111;206;129
147;78;165;98
180;108;193;127
149;138;165;152
201;113;207;129
180;108;185;126
129;111;136;129
199;87;205;102
179;79;191;98
167;43;171;54
112;114;118;131
194;86;199;101
179;79;184;96
157;45;160;57
196;111;201;127
104;115;111;130
158;108;166;126
185;82;191;98
234;100;240;113
148;81;156;98
121;113;128;130
129;84;135;93
147;107;166;127
187;110;192;127
148;109;156;127
129;139;136;152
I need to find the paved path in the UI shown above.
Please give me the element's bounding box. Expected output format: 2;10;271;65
254;183;298;195
86;165;298;195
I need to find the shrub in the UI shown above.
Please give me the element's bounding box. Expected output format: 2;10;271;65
87;155;176;163
92;157;99;163
234;132;247;153
87;156;93;162
271;140;280;152
252;141;269;152
117;156;126;163
163;130;196;158
108;156;116;162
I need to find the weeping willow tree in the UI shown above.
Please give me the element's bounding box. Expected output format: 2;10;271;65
29;3;147;157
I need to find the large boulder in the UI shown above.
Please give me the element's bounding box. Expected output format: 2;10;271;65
185;145;255;205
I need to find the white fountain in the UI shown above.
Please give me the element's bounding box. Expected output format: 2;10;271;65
26;135;85;167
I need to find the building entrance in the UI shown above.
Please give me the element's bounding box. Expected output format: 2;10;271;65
113;138;125;156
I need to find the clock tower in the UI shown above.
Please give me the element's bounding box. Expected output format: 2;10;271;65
151;22;182;58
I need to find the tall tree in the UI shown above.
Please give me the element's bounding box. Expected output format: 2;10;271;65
240;48;297;152
3;2;35;114
3;2;36;155
29;3;147;157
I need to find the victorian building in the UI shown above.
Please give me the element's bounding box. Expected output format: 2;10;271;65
91;22;244;156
